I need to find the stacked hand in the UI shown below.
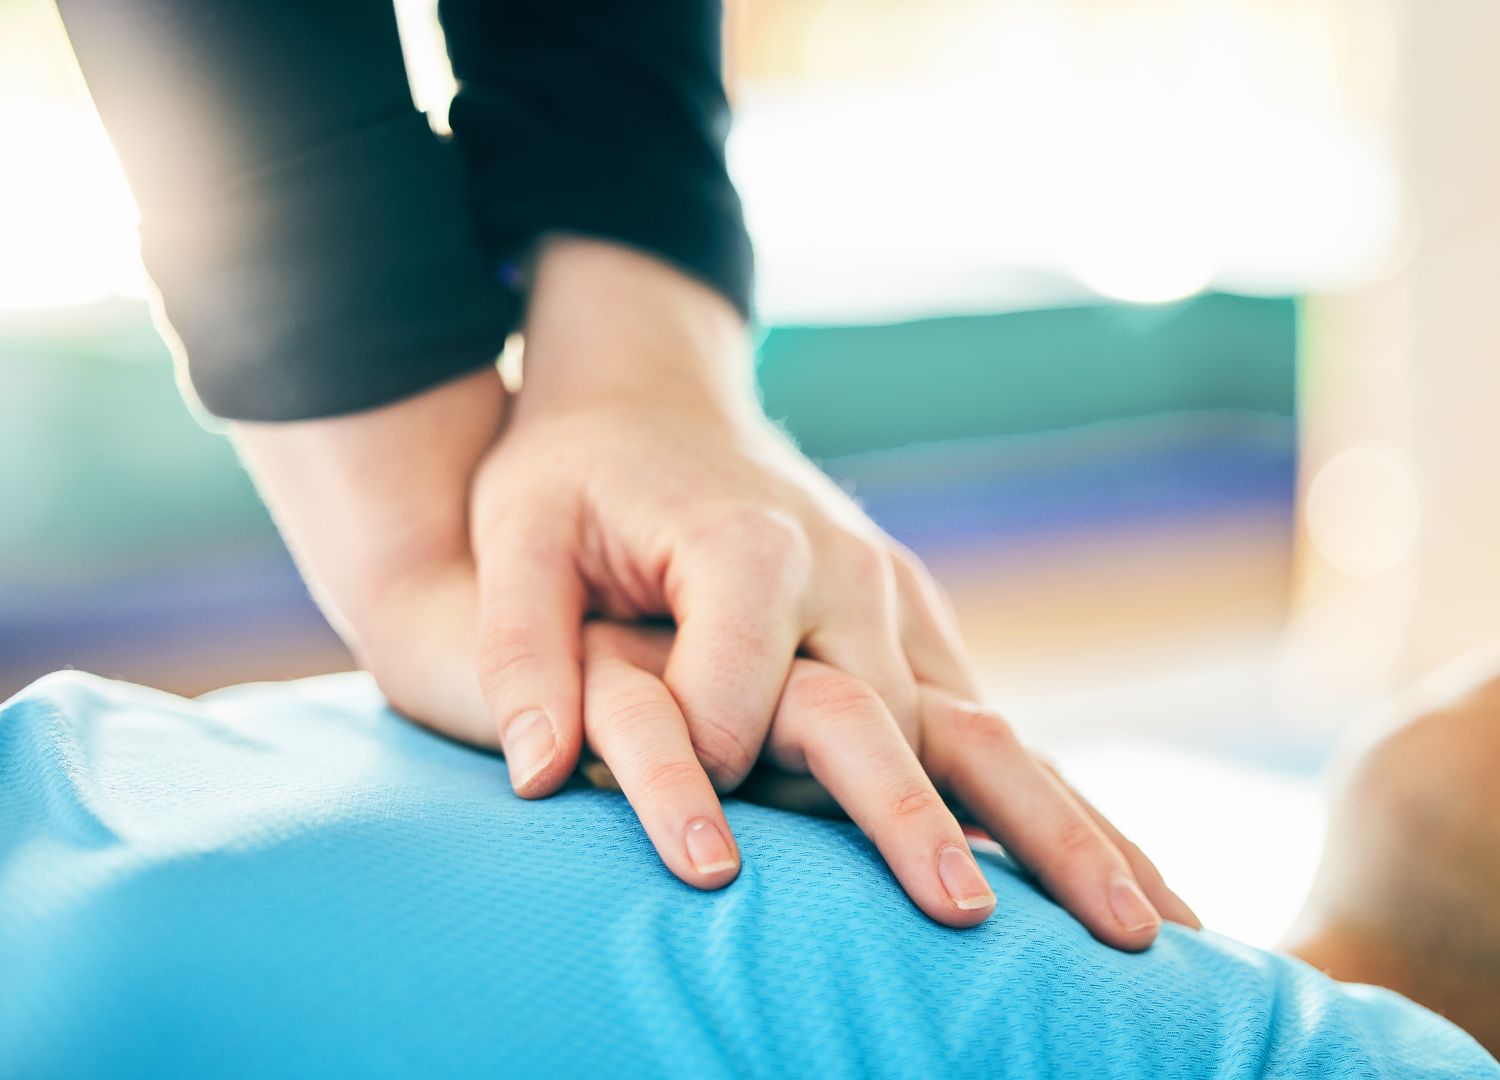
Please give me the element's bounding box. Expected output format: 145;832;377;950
235;238;1197;946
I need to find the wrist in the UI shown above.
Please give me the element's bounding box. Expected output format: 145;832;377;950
515;235;758;424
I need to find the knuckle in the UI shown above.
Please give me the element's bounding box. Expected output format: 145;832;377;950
1054;815;1106;865
794;670;882;723
885;783;945;822
691;719;759;786
831;533;890;585
477;624;549;686
636;757;706;800
944;702;1021;753
728;505;807;551
600;689;666;739
887;543;929;589
702;506;810;563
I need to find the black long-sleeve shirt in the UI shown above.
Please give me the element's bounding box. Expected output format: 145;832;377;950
54;1;753;420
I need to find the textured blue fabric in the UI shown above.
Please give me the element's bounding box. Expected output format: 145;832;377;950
1;671;1495;1079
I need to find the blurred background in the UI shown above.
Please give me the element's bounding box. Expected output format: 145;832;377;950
3;0;1498;946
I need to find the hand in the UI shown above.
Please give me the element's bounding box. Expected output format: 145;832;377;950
579;618;1200;943
231;238;1196;945
231;363;1197;943
231;368;504;747
470;237;981;806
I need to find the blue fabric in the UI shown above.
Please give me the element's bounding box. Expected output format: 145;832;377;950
2;671;1495;1079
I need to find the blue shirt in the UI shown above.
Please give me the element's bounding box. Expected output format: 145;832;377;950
2;671;1494;1078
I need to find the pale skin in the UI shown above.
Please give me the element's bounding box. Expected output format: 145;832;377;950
1284;659;1500;1056
233;235;1198;944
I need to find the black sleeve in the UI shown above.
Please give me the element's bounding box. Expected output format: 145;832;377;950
438;0;754;320
55;1;518;421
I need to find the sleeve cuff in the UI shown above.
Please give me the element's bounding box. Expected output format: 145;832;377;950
448;89;755;323
138;110;518;421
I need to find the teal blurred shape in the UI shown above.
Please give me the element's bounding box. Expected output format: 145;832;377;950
0;293;1296;585
0;299;275;586
756;293;1297;458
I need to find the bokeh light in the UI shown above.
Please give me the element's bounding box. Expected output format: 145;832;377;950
1306;444;1422;579
0;101;145;310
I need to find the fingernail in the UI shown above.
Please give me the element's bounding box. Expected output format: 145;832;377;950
1108;872;1160;933
684;818;737;874
938;844;996;911
504;710;557;791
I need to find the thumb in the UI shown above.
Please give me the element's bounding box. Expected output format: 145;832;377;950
475;507;587;797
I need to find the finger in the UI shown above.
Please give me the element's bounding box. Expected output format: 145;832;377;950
1041;761;1202;929
889;545;984;701
475;507;587;799
801;537;921;746
769;661;995;928
921;688;1163;950
662;512;809;790
584;634;740;890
